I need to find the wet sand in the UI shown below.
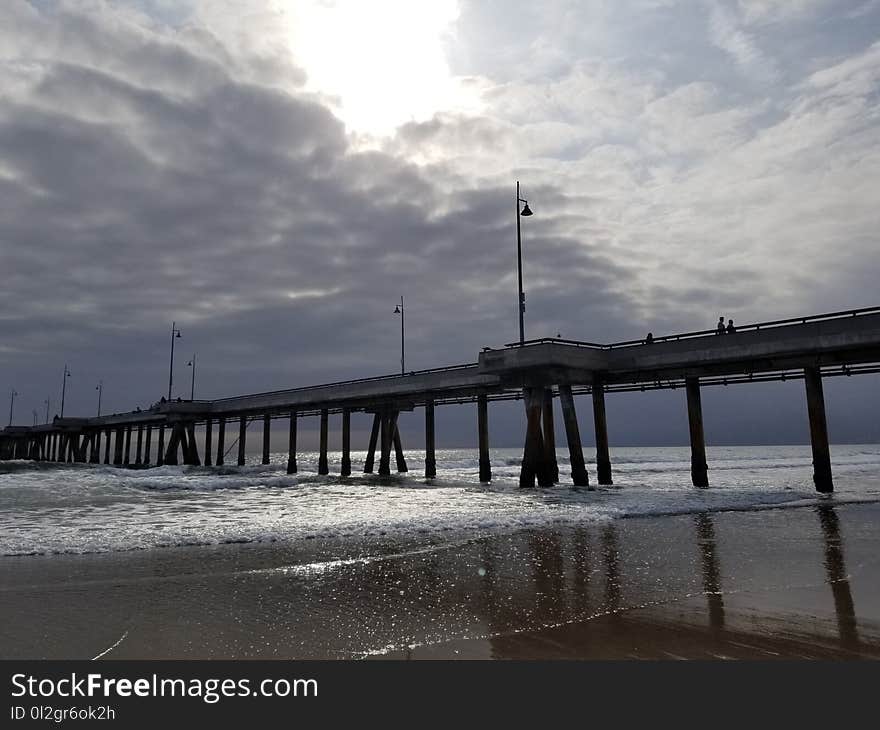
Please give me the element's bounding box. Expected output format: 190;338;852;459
1;502;878;659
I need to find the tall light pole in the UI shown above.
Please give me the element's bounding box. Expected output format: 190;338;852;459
44;397;51;423
32;410;37;426
96;380;103;417
515;180;533;345
186;354;196;400
60;364;70;417
8;389;17;426
393;296;405;375
168;322;181;400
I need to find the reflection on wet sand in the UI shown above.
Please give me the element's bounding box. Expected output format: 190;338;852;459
816;505;859;649
1;504;878;659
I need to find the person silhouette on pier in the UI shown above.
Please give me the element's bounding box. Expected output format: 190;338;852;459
726;319;737;334
645;332;654;344
716;316;726;334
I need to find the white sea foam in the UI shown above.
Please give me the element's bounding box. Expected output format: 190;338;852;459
1;445;879;556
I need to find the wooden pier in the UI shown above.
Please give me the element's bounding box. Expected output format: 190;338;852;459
3;307;880;493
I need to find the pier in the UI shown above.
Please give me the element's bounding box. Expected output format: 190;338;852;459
3;307;880;492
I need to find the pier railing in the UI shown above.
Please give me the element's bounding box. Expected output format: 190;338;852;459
503;305;880;351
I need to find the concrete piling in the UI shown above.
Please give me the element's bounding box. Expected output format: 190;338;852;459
318;409;329;475
559;384;590;488
203;418;212;467
341;408;351;477
541;389;559;483
685;376;709;488
144;425;152;466
215;418;225;466
157;426;165;467
364;413;380;473
286;412;297;474
592;379;613;485
237;416;247;467
805;366;833;492
425;397;436;479
262;413;271;465
478;393;491;483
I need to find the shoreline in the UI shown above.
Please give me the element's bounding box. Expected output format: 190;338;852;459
1;502;878;659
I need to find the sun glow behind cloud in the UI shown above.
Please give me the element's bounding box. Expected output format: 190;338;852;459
281;0;482;137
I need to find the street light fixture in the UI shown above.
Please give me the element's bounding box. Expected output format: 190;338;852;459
393;296;405;375
515;180;533;345
8;389;17;427
60;364;71;417
186;354;196;401
44;397;51;423
96;380;103;417
168;322;181;400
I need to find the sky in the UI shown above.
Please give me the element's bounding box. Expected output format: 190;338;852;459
1;0;879;448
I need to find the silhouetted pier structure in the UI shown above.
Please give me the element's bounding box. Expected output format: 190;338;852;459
3;307;880;492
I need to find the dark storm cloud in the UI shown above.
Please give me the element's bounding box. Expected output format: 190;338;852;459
0;0;640;428
1;0;878;449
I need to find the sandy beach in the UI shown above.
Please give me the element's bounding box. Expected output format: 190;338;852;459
1;501;878;660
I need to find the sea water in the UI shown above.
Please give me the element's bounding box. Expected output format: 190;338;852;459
1;445;879;557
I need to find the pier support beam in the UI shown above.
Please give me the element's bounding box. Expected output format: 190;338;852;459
135;426;143;466
144;425;152;466
157;426;165;467
184;422;200;465
90;431;100;464
286;413;297;474
592;380;613;485
364;414;380;474
341;408;351;477
378;412;393;476
478;393;491;483
164;425;181;466
805;366;833;493
393;418;408;473
425;398;436;479
559;385;590;488
113;429;124;466
542;389;559;483
237;416;247;466
204;418;212;467
262;413;271;465
520;387;553;488
123;426;132;466
215;418;225;466
318;409;329;475
103;430;111;464
686;376;709;488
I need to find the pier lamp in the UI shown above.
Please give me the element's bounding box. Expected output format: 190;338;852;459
32;410;37;426
186;354;196;400
393;296;405;375
60;365;71;417
96;380;103;417
8;389;17;427
167;322;181;400
515;180;533;346
44;398;50;423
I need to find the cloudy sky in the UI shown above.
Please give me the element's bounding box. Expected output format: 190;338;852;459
1;0;878;447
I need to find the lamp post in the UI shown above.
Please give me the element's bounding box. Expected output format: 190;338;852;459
8;389;17;426
44;398;50;424
515;180;533;345
60;364;70;417
393;296;405;375
32;410;37;426
96;380;103;417
186;354;196;401
168;322;181;400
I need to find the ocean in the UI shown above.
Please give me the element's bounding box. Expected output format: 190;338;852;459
2;444;879;557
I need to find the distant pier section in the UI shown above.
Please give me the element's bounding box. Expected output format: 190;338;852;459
3;307;880;493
